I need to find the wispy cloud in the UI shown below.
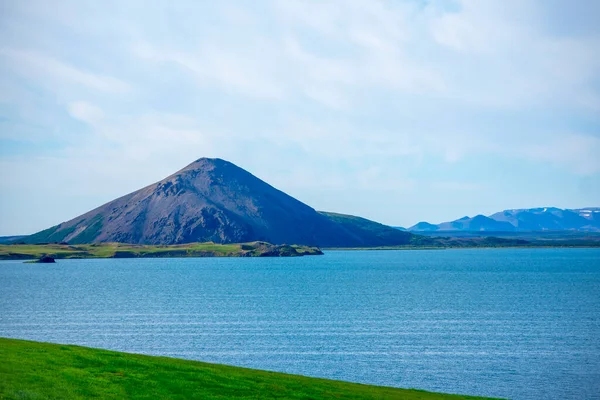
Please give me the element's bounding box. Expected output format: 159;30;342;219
0;0;599;234
1;49;132;94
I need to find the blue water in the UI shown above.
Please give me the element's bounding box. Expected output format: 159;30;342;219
1;249;599;399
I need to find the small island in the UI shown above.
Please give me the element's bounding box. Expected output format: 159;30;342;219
0;241;323;261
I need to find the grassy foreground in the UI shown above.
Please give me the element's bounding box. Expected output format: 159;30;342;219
0;242;323;260
0;338;495;400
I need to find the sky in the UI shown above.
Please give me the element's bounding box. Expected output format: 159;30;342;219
1;0;599;235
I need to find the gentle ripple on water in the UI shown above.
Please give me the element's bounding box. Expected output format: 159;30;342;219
1;248;600;400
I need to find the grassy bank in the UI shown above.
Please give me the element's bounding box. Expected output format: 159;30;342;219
0;338;496;400
326;234;600;250
0;242;323;261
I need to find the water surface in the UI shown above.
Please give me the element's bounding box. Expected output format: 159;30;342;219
1;248;599;399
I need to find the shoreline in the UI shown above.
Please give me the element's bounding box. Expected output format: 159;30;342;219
323;244;600;250
2;242;598;261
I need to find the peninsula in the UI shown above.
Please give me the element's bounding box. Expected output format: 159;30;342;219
0;241;323;261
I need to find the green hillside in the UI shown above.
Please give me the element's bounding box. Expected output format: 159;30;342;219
0;338;496;400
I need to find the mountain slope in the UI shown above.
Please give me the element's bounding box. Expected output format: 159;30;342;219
23;158;413;247
319;212;414;246
409;207;600;232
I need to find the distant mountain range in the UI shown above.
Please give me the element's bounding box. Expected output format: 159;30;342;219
0;236;25;244
22;158;413;247
409;207;600;232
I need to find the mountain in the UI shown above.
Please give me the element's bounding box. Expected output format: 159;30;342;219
489;207;600;231
436;215;515;231
23;158;413;247
409;207;600;232
409;222;439;232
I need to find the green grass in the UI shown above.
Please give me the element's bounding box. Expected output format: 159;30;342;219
0;338;497;400
0;242;322;260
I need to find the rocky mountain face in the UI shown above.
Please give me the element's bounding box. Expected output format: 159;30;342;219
409;207;600;232
23;158;413;247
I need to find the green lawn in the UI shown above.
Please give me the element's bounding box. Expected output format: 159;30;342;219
0;338;497;400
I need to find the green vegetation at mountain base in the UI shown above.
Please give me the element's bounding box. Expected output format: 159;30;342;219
0;338;497;400
408;235;532;248
0;241;323;260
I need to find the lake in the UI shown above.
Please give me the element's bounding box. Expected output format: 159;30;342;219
1;249;599;399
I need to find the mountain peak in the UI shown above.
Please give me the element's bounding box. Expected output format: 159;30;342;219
177;157;233;172
22;158;414;247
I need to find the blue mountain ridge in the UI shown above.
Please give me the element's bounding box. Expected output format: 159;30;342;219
409;207;600;232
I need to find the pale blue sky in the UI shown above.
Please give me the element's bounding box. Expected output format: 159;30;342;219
1;0;599;235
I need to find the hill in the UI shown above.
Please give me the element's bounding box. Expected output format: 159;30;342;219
0;236;25;244
22;158;413;247
436;215;515;231
409;207;600;232
319;212;415;246
0;338;495;400
406;222;438;232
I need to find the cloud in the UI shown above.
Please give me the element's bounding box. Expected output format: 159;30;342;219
522;133;600;174
0;49;132;94
137;45;285;99
0;0;599;233
67;101;104;124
